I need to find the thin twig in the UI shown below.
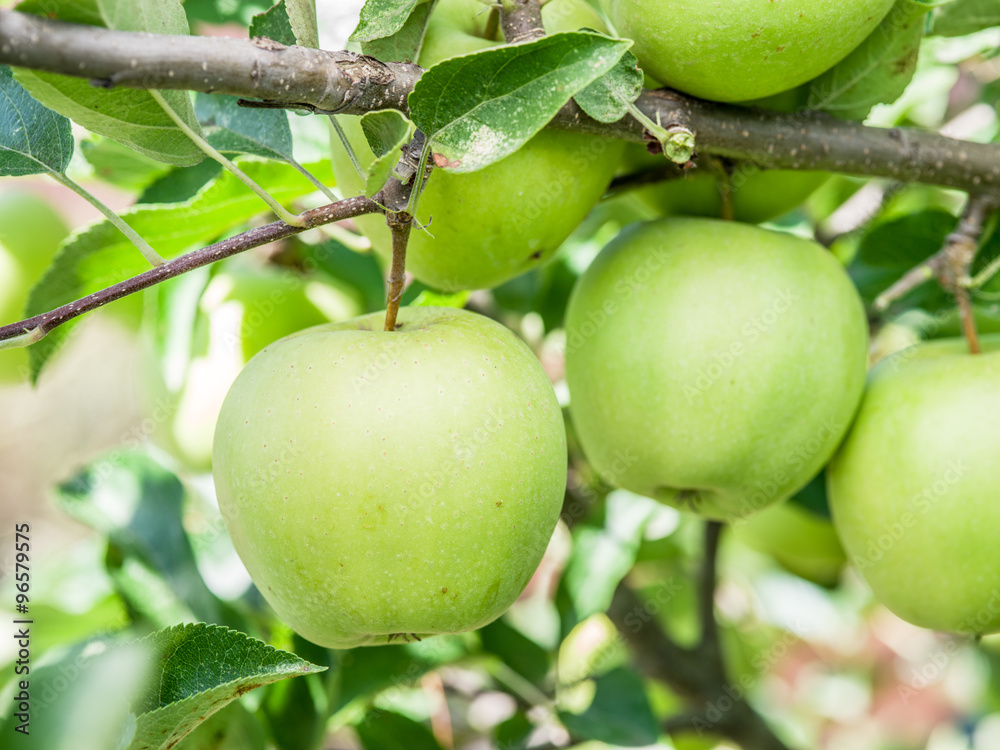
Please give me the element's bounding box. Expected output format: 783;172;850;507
0;196;380;345
945;195;1000;353
384;214;412;331
874;196;1000;342
699;522;724;654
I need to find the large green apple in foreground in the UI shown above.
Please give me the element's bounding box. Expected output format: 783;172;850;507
0;190;69;383
213;307;567;647
828;336;1000;635
565;218;868;519
600;0;896;102
332;0;623;291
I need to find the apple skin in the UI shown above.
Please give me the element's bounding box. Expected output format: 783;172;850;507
600;0;896;102
0;190;69;384
565;218;868;520
332;0;624;292
213;307;567;647
828;336;1000;635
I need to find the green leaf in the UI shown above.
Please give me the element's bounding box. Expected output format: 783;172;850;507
558;667;659;747
96;0;191;34
176;701;267;750
55;451;228;626
848;208;957;314
807;0;936;121
360;1;436;62
351;0;427;43
356;710;443;750
138;159;223;204
573;48;643;124
81;135;173;190
196;93;295;161
250;1;298;46
360;110;414;196
13;0;205;166
408;31;631;173
562;490;661;619
125;623;326;750
0;65;74;176
932;0;1000;35
285;0;319;48
14;0;103;26
25;159;333;380
479;617;551;685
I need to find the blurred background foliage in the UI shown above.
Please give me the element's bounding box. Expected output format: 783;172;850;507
0;1;999;749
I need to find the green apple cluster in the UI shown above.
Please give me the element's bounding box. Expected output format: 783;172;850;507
331;0;624;292
0;190;69;384
212;307;567;647
828;337;1000;635
565;217;869;520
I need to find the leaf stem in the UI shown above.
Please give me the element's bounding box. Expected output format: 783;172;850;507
49;171;165;266
287;158;338;203
149;89;306;227
329;115;366;181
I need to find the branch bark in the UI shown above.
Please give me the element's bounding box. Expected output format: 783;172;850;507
2;10;999;194
0;196;380;345
500;0;546;44
607;522;794;750
0;10;421;115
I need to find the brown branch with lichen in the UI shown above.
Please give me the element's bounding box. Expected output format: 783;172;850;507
2;9;999;194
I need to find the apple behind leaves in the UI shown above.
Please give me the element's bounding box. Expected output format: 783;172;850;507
213;307;567;647
565;218;868;519
0;190;69;384
828;336;1000;635
331;0;624;292
600;0;896;102
154;259;360;469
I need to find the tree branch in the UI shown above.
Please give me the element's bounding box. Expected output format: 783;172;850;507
607;521;794;750
0;10;421;116
2;10;999;195
499;0;545;44
874;194;1000;333
0;196;380;345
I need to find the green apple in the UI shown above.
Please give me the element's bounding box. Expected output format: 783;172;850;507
0;190;69;384
332;0;624;292
157;259;360;469
828;336;1000;635
631;155;829;224
212;307;567;647
731;476;846;587
600;0;896;102
565;217;868;520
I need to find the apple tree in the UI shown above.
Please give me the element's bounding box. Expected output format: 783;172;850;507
1;0;1000;749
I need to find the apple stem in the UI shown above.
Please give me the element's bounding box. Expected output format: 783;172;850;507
384;214;412;331
698;521;724;652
